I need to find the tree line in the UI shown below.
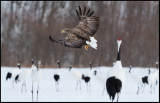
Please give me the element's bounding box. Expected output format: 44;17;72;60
1;1;159;68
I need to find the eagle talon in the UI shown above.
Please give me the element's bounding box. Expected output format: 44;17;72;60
85;45;89;50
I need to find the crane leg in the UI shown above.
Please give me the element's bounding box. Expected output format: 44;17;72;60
76;81;78;91
12;80;14;88
36;84;39;102
142;84;146;93
25;82;27;92
137;85;140;95
89;82;91;92
117;93;119;102
57;81;59;92
80;81;81;90
32;81;34;102
102;86;105;96
21;83;24;93
150;85;152;94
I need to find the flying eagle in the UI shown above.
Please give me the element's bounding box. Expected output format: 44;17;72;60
49;6;99;50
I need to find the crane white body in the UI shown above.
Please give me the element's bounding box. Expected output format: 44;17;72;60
148;69;159;93
69;66;83;91
107;61;125;85
15;68;31;92
31;60;42;102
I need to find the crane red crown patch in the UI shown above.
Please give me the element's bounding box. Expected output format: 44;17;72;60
118;38;121;41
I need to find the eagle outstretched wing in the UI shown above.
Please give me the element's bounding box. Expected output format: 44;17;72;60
72;6;100;39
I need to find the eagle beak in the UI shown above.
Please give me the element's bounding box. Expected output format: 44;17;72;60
85;45;89;50
61;30;65;34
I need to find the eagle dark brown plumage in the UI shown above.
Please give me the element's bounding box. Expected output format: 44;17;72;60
49;6;99;50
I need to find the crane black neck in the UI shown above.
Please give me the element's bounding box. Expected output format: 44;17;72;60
58;65;60;68
148;69;151;75
129;66;132;73
117;45;121;61
156;64;159;69
57;61;60;68
69;66;72;71
18;65;21;69
32;59;34;65
89;64;92;70
17;63;21;69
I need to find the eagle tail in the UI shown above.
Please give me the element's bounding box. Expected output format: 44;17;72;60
86;37;97;50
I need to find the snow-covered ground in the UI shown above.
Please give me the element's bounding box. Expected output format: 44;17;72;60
1;66;159;102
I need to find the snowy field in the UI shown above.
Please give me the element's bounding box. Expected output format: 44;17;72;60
1;66;159;102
